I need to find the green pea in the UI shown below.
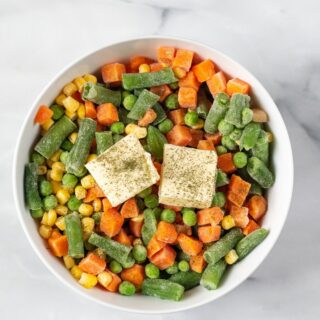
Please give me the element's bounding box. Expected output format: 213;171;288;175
61;139;73;151
50;104;64;120
216;145;227;155
31;208;44;219
145;263;160;279
119;281;136;296
31;151;45;165
184;111;199;127
233;152;248;168
211;192;226;207
122;90;131;101
67;195;82;211
62;173;78;189
152;207;162;221
92;212;102;225
164;93;178;110
169;81;179;90
166;262;179;274
123;94;137;111
111;122;125;134
158;119;174;134
136;197;145;211
43;195;58;210
132;244;147;263
218;119;234;136
109;260;123;274
60;151;69;164
160;209;176;223
144;194;159;209
178;260;190;272
182;209;197;226
221;135;237;150
39;180;53;196
138;187;152;198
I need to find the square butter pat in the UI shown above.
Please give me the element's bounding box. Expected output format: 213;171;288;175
86;134;159;207
159;144;217;209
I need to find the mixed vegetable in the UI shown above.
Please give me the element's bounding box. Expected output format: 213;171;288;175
24;46;274;301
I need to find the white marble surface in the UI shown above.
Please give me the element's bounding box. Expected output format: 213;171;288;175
1;0;319;318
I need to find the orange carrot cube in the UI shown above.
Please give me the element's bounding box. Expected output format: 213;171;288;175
178;87;197;108
101;63;126;83
206;71;227;96
192;59;215;83
226;78;250;95
172;49;194;71
157;46;175;65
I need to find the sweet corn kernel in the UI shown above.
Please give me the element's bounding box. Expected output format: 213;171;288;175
173;67;187;79
41;119;54;131
75;185;87;200
139;63;151;73
71;265;83;280
73;77;86;92
225;249;239;265
79;203;93;217
46;209;57;226
79;273;97;289
51;181;62;194
46;159;54;168
55;93;67;106
221;215;235;230
266;132;273;143
68;132;78;144
37;165;47;175
56;205;68;215
65;110;77;120
82;217;95;239
125;123;147;139
50;169;63;182
41;212;49;225
63;255;75;269
92;198;102;212
83;74;97;84
50;149;63;162
97;272;112;289
55;216;66;231
63;82;77;96
133;238;143;246
94;248;106;260
81;175;95;189
77;103;86;119
39;225;52;239
56;188;70;205
46;169;52;181
86;154;97;163
62;185;74;194
191;119;204;130
63;96;80;113
52;161;65;171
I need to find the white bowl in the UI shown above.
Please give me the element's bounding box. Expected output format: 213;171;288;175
13;36;294;314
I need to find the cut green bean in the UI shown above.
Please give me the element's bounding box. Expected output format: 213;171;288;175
152;103;167;125
141;208;157;246
200;260;227;290
169;271;201;290
247;157;274;188
118;107;135;125
146;125;167;160
65;212;84;258
66;118;96;176
252;130;269;164
239;122;261;151
249;182;263;195
24;163;42;210
122;68;177;90
224;94;251;128
35;116;77;159
95;131;113;155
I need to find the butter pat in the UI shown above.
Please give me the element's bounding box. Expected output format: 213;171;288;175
159;144;217;209
86;134;159;206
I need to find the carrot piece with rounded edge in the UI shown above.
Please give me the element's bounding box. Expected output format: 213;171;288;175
178;87;197;108
179;71;200;91
78;252;106;275
197;207;224;226
138;109;157;127
206;71;227;96
163;205;182;212
150;63;164;72
190;252;207;273
172;49;194;71
157;46;175;65
188;129;204;148
230;206;249;228
85;101;97;119
102;198;112;211
101;63;126;83
34;105;53;124
226;78;250;95
113;228;132;246
156;221;178;244
96;103;119;126
150;85;172;102
100;208;124;238
48;234;68;257
129;214;144;238
192;60;215;83
247;195;267;221
121;264;145;289
166;125;192;147
105;270;122;292
227;175;251;207
218;153;237;173
147;235;166;258
197;139;215;151
83;185;105;203
129;56;154;72
243;219;260;236
150;245;176;270
198;225;221;243
121;198;139;219
177;234;203;256
168;109;186;125
205;132;222;145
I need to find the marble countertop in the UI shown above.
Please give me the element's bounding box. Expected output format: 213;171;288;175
1;0;320;319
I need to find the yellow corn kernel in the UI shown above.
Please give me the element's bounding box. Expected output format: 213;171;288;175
63;96;80;113
94;248;106;260
50;149;63;162
73;77;86;92
92;198;102;212
62;185;74;194
191;119;204;130
79;272;97;289
71;265;83;280
173;67;187;79
56;205;68;215
68;132;78;144
65;109;77;120
46;169;52;181
221;215;235;230
39;225;52;239
82;217;95;239
41;119;54;131
139;63;151;73
41;212;48;225
86;154;97;163
125;123;147;139
56;188;70;205
63;82;78;96
37;165;47;175
79;203;93;217
133;238;143;246
63;255;75;269
75;185;87;200
51;181;62;194
46;209;57;226
225;249;239;265
81;175;95;189
266;132;273;143
77;103;85;119
83;74;97;84
55;93;67;106
52;161;65;172
55;216;66;231
50;169;63;182
97;271;112;289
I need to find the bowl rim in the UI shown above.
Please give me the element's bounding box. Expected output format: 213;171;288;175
12;35;294;314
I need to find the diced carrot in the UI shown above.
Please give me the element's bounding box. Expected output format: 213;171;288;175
78;252;106;275
198;225;221;243
48;235;68;257
166;125;192;146
150;84;172;102
96;103;119;126
188;129;204;148
34;105;53;125
172;49;194;71
192;60;215;83
190;252;207;273
155;221;178;244
50;229;61;239
178;87;197;108
121;264;145;289
197;207;224;226
138;109;157;127
243;219;260;236
105;270;122;292
101;63;126;83
102;198;112;211
150;245;176;270
226;78;250;95
168;109;186;125
230;205;249;228
197;139;215;151
206;71;227;96
205;132;222;145
100;208;124;238
71;91;83;103
147;235;166;259
83;185;105;203
113;228;132;246
129;56;154;72
247;195;267;221
157;46;175;65
217;153;237;173
177;234;203;256
121;198;139;219
129;214;144;238
163;204;182;212
85;101;97;119
227;175;251;207
175;223;192;236
150;62;164;72
178;71;200;91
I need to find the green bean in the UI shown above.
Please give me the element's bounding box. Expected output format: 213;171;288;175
239;122;261;151
50;104;64;120
35;116;77;159
204;228;243;264
112;134;124;143
24;163;42;210
118;107;135;125
247;157;274;188
65;212;84;258
169;271;201;290
152;103;167;125
61;139;73;151
95;131;113;155
141;208;157;246
133;88;143;96
249;182;263;195
216;169;229;187
122;68;177;90
224;94;251;128
146;125;167;160
252;130;269;164
229;128;243;142
66;118;96;176
31;151;45;165
200;260;227;290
